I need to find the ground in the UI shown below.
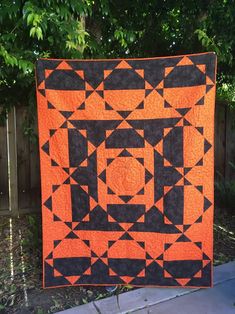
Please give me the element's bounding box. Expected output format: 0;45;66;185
0;208;234;314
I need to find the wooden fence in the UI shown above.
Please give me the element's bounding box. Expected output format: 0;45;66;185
0;103;235;216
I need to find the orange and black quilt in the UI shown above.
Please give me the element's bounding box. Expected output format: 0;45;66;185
36;52;216;288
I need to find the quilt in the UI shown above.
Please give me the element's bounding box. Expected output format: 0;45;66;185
36;52;216;288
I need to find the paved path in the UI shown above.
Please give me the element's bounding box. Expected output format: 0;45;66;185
57;261;235;314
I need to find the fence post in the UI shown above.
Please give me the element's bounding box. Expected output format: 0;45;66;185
7;107;19;217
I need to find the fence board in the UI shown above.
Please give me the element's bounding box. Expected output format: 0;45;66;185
0;121;9;211
16;107;31;210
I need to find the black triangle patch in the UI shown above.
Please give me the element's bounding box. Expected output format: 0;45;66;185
63;167;70;174
196;158;203;166
146;252;153;259
49;129;56;137
176;234;191;242
184;167;192;175
39;89;45;96
117;111;132;119
206;85;214;93
52;185;60;192
53;214;61;221
46;252;53;259
60;121;68;128
107;187;115;195
91;251;98;257
164;243;172;250
48;102;55;109
42;141;50;155
99;170;106;183
60;111;73;119
183;224;191;232
108;240;115;248
145;169;153;184
204;197;212;211
156;89;163;97
136;158;144;165
44;197;52;210
83;240;90;247
118;149;132;157
203;253;210;260
196;185;203;193
176;108;191;116
51;159;59;166
86;91;93;98
196;96;204;106
119;195;133;203
63;178;70;184
183;118;192;126
195;242;202;249
184;178;191;185
137;241;145;249
120;232;133;240
195;215;202;223
54;240;61;248
105;102;113;110
65;222;72;228
137;187;144;195
136;101;144;109
145;89;153;97
101;252;108;257
66;231;79;239
164;100;172;108
196;127;204;135
156;254;163;260
96;90;103;97
77;102;85;110
204;139;212;153
107;158;115;165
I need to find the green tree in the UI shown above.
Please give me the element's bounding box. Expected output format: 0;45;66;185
1;0;235;125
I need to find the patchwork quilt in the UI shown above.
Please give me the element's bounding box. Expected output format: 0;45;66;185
36;52;216;288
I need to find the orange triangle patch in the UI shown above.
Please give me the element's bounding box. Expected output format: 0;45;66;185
156;80;164;89
79;129;87;138
164;270;172;278
120;276;133;284
117;120;132;129
75;70;84;79
175;278;191;286
116;60;132;69
104;70;113;79
145;81;153;89
155;139;163;155
155;259;164;267
88;142;96;156
80;159;88;167
66;276;80;284
177;56;194;66
85;82;94;90
56;61;73;70
54;269;63;277
96;82;104;90
135;69;144;78
82;213;90;222
165;67;174;77
137;269;145;277
84;267;91;275
194;270;202;278
45;69;53;79
196;64;206;74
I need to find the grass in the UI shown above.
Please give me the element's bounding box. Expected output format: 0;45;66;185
0;208;234;314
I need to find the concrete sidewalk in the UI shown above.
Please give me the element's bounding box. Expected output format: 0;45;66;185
57;261;235;314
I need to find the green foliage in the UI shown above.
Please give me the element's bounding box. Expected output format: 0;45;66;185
1;0;235;119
